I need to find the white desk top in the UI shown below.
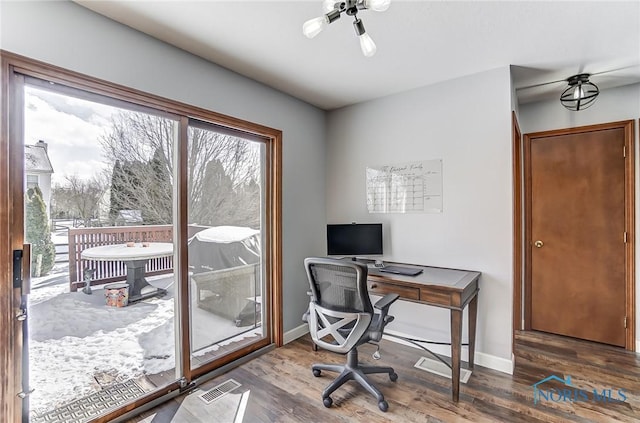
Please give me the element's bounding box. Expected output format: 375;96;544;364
81;242;173;261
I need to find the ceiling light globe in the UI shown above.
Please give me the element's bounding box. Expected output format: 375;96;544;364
322;0;337;13
365;0;391;12
359;33;377;57
572;84;584;100
303;16;328;38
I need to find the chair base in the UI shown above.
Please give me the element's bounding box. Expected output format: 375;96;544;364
312;348;397;412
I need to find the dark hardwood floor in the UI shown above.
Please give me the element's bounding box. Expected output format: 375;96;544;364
127;331;640;422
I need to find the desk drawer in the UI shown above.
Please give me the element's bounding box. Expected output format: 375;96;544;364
368;280;419;300
420;289;451;306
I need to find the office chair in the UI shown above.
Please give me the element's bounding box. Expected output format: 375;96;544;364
303;257;399;412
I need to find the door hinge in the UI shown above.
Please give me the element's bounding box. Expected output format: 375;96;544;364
623;146;626;157
624;232;628;243
624;316;627;328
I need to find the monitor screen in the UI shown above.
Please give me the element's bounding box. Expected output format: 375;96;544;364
327;223;383;256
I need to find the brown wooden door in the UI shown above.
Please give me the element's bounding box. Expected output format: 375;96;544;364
526;125;629;347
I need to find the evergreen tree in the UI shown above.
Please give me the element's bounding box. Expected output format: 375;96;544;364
25;186;55;276
143;148;172;224
199;159;236;226
109;160;125;224
236;179;261;228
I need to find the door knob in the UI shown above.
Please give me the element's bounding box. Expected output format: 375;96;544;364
534;240;544;248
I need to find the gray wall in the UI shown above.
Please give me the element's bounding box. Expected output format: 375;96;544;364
519;83;640;348
326;67;514;370
0;0;326;333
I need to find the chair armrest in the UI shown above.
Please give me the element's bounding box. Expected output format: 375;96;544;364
368;293;399;340
374;293;399;313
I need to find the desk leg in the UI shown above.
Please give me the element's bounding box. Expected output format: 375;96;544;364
468;294;478;369
451;308;462;402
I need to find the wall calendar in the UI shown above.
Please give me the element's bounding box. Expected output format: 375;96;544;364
366;159;443;213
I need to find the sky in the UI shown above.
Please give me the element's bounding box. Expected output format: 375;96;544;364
24;85;119;185
23;83;262;189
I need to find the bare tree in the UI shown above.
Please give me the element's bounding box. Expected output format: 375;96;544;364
101;111;261;227
51;175;106;226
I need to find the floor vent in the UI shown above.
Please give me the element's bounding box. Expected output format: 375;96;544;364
414;357;472;384
198;379;242;404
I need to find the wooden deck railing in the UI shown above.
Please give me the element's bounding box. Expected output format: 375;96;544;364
68;225;174;292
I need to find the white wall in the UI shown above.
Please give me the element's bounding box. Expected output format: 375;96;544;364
326;67;514;370
519;83;640;350
0;0;326;332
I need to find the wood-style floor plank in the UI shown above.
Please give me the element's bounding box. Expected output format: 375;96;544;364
127;331;640;422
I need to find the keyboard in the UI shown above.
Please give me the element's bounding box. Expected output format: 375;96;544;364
379;266;423;276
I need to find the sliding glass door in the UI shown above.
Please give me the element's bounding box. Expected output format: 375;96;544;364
186;120;268;370
2;53;281;423
20;78;181;423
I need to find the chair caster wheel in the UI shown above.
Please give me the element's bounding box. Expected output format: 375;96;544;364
390;372;398;382
313;369;321;377
378;400;388;412
323;397;333;408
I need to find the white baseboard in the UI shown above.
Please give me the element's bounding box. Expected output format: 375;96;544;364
636;340;640;352
284;323;309;344
475;351;513;375
283;325;514;374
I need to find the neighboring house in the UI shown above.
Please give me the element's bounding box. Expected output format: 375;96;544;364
25;140;54;218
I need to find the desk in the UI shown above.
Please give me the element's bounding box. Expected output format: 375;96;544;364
367;262;480;402
81;242;173;302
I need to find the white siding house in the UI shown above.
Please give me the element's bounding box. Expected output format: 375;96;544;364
25;140;54;217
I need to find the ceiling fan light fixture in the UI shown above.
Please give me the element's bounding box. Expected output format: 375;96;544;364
560;73;599;111
303;0;389;56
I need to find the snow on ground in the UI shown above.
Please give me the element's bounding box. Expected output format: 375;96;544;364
28;269;260;415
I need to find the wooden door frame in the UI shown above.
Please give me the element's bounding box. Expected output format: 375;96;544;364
515;120;635;351
511;112;523;342
0;51;22;423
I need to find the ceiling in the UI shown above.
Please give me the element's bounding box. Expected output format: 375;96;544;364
75;1;640;111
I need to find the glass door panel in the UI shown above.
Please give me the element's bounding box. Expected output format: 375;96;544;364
23;82;179;422
186;121;267;367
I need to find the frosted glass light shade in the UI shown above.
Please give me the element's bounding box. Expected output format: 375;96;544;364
359;33;377;57
322;0;336;13
303;16;328;38
573;84;584;99
365;0;391;12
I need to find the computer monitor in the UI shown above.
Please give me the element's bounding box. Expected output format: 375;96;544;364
326;223;383;257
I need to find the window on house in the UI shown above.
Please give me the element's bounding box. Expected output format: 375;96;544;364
26;174;39;189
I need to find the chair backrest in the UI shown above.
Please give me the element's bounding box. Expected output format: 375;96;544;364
304;257;373;315
304;257;374;353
